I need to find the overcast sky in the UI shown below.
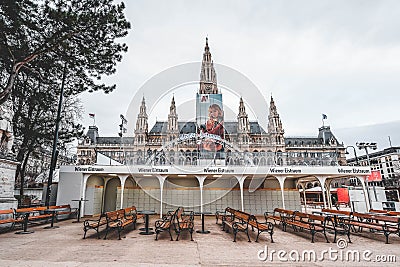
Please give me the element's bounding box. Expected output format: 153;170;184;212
79;0;400;154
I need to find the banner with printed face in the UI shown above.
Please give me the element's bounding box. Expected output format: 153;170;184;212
196;93;224;153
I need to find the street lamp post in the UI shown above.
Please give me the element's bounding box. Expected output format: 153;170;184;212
345;145;359;165
119;114;127;164
356;142;377;209
45;63;67;208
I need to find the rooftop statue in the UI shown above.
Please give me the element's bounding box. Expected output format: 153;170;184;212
0;98;14;156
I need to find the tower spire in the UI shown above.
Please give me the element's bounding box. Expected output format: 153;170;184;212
135;96;148;145
199;37;218;94
237;97;250;134
268;95;284;146
167;95;179;141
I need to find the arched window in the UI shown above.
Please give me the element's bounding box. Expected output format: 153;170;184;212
253;157;259;166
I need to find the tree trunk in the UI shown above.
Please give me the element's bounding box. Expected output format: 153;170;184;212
0;54;38;104
14;138;29;203
0;63;19;104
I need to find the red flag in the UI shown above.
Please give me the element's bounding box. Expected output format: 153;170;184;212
89;113;95;118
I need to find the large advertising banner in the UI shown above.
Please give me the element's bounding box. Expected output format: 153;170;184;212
196;93;224;154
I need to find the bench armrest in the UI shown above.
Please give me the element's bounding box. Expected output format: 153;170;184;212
166;210;175;217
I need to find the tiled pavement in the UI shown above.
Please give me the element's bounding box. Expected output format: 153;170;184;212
0;215;399;266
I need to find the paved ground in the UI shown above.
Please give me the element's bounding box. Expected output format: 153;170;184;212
0;215;399;266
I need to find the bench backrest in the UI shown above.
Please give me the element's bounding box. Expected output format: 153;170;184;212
369;209;388;214
225;207;235;214
233;210;251;222
356;212;400;224
273;208;287;214
124;206;137;217
48;205;71;211
388;211;400;216
173;207;193;222
175;207;184;219
283;209;296;217
307;213;326;223
16;207;47;214
0;209;14;221
0;209;14;215
294;211;309;221
379;215;400;224
105;209;125;221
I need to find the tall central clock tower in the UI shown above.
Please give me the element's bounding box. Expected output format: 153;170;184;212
196;38;224;128
199;37;219;94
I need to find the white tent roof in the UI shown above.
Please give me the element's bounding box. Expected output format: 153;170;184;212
96;152;123;166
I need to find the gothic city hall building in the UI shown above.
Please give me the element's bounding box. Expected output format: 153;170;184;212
59;39;367;217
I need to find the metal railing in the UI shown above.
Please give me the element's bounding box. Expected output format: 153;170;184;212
102;150;339;167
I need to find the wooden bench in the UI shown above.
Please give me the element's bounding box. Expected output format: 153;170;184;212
173;207;194;241
155;210;176;241
310;213;351;243
0;209;23;232
123;206;144;230
15;207;54;225
13;207;54;233
223;209;251;242
215;207;235;225
264;208;287;225
370;209;400;217
282;211;328;243
349;212;400;244
318;208;352;242
175;207;193;222
248;215;274;243
103;209;135;240
83;213;108;239
48;205;78;221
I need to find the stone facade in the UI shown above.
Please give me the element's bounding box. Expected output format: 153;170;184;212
0;158;19;210
77;39;346;167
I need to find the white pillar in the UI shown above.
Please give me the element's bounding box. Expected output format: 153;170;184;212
325;179;332;209
155;175;167;218
195;175;207;213
276;176;286;209
316;176;327;209
234;175;247;212
299;182;307;213
101;177;112;213
119;175;129;209
356;175;371;211
81;174;90;217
